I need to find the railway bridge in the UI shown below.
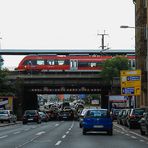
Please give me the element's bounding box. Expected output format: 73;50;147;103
7;71;114;119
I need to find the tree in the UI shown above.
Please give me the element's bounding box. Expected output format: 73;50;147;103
101;56;129;83
0;68;15;96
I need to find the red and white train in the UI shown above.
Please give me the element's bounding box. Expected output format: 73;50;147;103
16;55;135;73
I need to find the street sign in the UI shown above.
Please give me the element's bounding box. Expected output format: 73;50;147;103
120;70;141;96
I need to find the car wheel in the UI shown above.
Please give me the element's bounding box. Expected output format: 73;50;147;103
79;123;82;128
128;123;133;129
83;129;87;135
140;128;145;135
23;122;27;124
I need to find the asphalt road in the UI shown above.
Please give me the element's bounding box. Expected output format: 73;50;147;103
0;121;147;148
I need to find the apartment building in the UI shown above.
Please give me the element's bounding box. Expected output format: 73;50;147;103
133;0;148;107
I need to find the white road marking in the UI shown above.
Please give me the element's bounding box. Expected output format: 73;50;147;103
125;134;129;136
66;131;69;134
36;131;45;136
121;132;125;134
68;128;71;131
131;136;137;139
55;124;59;127
62;135;66;139
140;139;144;142
24;129;29;131
55;140;62;146
114;123;148;141
14;131;21;134
0;135;8;139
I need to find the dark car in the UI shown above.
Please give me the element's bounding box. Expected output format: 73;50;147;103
126;108;146;129
139;111;148;135
22;110;41;124
39;111;49;122
82;109;113;135
58;107;74;120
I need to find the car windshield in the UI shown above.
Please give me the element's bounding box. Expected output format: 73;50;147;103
0;110;8;114
86;110;107;118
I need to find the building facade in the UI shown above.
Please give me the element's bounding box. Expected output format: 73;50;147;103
133;0;148;107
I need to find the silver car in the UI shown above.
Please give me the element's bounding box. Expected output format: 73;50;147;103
0;110;17;123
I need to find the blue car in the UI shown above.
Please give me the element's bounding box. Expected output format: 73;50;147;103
82;109;113;135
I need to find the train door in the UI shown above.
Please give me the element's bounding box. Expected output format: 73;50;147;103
70;60;78;71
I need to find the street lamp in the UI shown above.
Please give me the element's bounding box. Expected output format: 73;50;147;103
120;25;148;108
120;25;135;29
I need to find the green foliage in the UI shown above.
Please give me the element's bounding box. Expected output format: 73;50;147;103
101;56;129;82
0;69;15;96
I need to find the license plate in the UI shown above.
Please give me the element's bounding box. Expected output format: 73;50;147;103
93;125;104;128
28;118;33;121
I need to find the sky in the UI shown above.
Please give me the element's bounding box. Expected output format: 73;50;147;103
0;0;135;70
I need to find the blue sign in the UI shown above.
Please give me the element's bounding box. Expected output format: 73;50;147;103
127;76;140;81
122;87;134;94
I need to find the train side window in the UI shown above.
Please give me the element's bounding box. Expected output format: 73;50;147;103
90;62;96;67
37;60;44;65
58;60;65;65
78;62;88;67
47;60;54;65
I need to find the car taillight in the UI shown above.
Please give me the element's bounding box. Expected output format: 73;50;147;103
34;115;39;119
129;115;135;118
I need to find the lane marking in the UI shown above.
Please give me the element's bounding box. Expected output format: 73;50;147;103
14;131;21;134
68;128;71;131
114;123;148;141
66;131;69;134
140;139;144;142
62;135;66;139
55;140;62;146
131;136;137;139
0;135;8;139
36;131;45;136
55;124;59;127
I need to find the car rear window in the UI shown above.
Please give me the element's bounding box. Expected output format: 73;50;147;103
0;110;8;114
86;110;107;118
133;109;145;115
25;110;36;115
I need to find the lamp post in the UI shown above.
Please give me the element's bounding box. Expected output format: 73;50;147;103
120;25;148;108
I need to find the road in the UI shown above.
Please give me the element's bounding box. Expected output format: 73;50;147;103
0;121;148;148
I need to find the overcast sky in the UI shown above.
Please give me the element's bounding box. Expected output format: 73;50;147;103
0;0;135;69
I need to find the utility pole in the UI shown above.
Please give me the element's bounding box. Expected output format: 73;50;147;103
97;30;109;50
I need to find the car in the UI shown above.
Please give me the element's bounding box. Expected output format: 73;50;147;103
111;109;121;121
0;110;17;123
139;111;148;135
58;107;74;120
79;108;90;128
82;109;113;135
39;111;49;122
126;108;146;129
120;109;130;126
117;109;126;125
22;110;41;124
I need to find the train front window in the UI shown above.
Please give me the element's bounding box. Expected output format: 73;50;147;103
37;60;44;65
